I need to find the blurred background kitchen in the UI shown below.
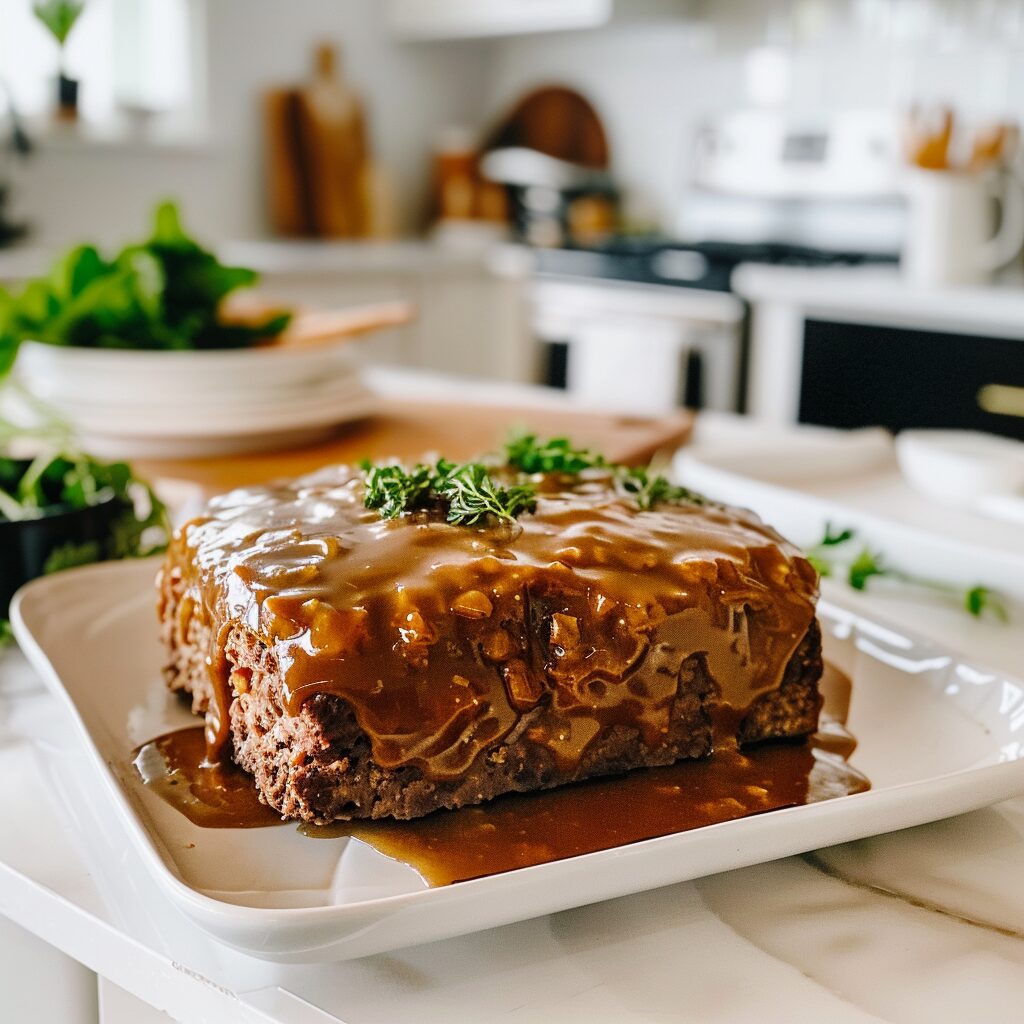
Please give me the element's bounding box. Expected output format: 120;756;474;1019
3;0;1024;440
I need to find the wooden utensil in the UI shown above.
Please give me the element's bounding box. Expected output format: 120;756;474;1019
219;296;416;349
969;122;1018;172
905;106;953;170
276;301;415;348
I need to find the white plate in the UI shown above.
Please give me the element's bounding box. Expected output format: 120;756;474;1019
67;381;377;459
676;429;1024;602
12;558;1024;962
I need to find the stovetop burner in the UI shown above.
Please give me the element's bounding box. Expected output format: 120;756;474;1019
532;238;897;292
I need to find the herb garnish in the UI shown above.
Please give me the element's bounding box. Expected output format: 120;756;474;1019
614;465;710;511
505;432;710;512
362;434;710;525
807;523;1009;622
434;462;537;525
361;458;536;526
0;200;290;376
360;460;437;521
0;618;12;649
505;433;606;474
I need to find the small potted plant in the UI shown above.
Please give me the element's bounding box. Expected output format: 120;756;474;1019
32;0;85;120
0;442;169;644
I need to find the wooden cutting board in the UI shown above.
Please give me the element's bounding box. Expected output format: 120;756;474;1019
136;400;693;496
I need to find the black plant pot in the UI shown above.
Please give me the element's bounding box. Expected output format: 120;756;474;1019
0;464;121;615
58;74;79;117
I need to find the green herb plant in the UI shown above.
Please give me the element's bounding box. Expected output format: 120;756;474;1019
807;523;1008;622
0;201;290;376
32;0;84;70
0;440;170;649
0;449;168;552
361;433;711;527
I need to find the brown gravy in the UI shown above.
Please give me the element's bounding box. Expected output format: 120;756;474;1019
133;665;868;885
304;721;868;885
133;726;282;829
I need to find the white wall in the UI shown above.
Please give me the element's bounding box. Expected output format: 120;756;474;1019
8;0;489;248
9;0;1024;250
482;0;1024;227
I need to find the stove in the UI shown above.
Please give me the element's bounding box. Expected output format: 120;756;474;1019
532;237;895;292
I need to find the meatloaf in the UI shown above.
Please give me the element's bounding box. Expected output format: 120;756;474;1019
158;465;822;823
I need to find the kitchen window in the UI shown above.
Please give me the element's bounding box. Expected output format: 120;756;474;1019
0;0;198;133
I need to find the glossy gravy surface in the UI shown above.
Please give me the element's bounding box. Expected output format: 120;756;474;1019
160;466;820;776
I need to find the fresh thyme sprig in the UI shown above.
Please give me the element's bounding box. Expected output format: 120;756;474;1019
359;460;438;520
434;462;536;525
361;458;536;526
504;432;711;512
362;434;713;526
505;433;607;474
808;523;1009;622
614;465;710;511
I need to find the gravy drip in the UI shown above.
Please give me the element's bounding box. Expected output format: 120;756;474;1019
133;726;282;829
135;673;869;884
158;467;820;778
303;714;869;885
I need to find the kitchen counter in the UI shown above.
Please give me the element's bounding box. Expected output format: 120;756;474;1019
733;262;1024;338
2;387;1024;1023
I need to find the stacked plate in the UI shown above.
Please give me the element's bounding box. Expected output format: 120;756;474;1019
11;304;413;458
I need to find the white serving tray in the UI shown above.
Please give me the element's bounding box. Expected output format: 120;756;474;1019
12;558;1024;962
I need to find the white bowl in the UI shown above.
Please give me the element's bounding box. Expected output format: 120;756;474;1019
895;429;1024;506
15;338;362;407
12;340;377;458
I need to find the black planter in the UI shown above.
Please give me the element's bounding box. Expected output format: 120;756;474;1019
0;473;121;615
58;74;78;116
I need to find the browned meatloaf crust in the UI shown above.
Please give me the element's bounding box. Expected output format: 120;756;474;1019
158;465;823;823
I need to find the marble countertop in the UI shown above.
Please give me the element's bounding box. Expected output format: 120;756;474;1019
1;401;1023;1023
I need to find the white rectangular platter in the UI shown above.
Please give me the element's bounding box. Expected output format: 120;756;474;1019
12;557;1024;962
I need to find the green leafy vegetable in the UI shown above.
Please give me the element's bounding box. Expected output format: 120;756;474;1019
0;201;290;373
807;524;1009;622
0;619;13;649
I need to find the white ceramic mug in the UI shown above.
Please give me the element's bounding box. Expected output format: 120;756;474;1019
901;167;1024;286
